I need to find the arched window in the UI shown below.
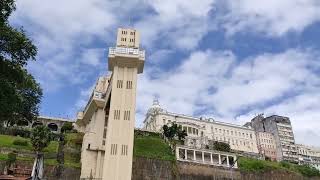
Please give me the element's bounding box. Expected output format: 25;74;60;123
48;123;58;131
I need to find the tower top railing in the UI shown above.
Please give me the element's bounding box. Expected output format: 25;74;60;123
109;47;145;60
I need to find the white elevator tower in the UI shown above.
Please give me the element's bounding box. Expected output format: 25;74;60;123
102;28;145;180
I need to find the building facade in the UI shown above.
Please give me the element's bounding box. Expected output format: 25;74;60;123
256;132;277;161
297;144;320;171
144;100;259;155
76;28;145;180
251;115;298;162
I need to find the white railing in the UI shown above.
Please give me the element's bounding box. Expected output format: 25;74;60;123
93;91;103;99
83;90;104;114
109;47;145;59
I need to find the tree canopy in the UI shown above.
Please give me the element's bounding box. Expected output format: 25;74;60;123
0;0;42;126
162;122;187;142
30;125;51;152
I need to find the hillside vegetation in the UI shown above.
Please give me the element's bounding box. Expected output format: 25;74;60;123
239;157;320;177
133;131;175;161
0;133;81;168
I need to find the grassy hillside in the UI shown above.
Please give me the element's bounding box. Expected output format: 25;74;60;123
133;132;175;162
0;134;58;152
238;157;320;177
0;133;81;168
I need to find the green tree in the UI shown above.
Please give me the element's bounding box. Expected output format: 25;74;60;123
0;0;42;126
213;141;231;152
30;125;51;152
61;122;73;133
162;122;187;142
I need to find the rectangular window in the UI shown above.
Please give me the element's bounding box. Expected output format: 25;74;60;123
121;145;128;156
114;110;120;120
126;81;133;89
117;80;123;88
111;144;117;155
124;110;130;120
102;140;105;145
103;129;107;138
163;119;166;124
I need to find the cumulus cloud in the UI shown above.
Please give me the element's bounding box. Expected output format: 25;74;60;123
137;49;320;146
220;0;320;36
10;0;320;147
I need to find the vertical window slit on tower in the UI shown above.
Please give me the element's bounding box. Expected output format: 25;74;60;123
126;81;132;89
117;80;123;88
121;145;128;156
111;144;117;155
114;110;120;120
124;110;131;120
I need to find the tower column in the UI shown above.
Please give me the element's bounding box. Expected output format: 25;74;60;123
102;28;145;180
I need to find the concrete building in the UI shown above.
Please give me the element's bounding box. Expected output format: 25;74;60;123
144;100;259;155
297;144;320;171
250;114;298;162
10;116;72;133
76;28;145;180
256;132;277;161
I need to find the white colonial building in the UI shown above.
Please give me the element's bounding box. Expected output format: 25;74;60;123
144;99;259;155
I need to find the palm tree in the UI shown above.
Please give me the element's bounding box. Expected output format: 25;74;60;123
30;125;51;180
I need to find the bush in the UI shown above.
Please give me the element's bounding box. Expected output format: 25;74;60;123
0;127;31;138
6;152;17;166
13;138;29;146
213;141;231;152
61;122;73;133
295;165;320;177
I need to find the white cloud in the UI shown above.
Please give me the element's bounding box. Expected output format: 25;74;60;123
135;0;216;49
137;48;320;146
80;48;105;67
10;0;320;146
221;0;320;36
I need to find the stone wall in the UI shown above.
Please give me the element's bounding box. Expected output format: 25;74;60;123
1;157;320;180
132;157;320;180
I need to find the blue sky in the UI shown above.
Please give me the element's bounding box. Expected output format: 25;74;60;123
10;0;320;146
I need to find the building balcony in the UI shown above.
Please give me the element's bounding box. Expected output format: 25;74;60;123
108;47;145;73
108;47;145;61
76;90;106;126
277;123;292;128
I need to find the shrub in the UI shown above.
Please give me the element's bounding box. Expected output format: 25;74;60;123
0;127;31;138
213;141;231;152
13;138;29;146
295;165;320;177
61;122;73;133
6;152;17;166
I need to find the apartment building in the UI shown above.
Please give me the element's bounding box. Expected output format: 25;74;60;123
251;114;298;162
256;132;277;161
297;144;320;170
